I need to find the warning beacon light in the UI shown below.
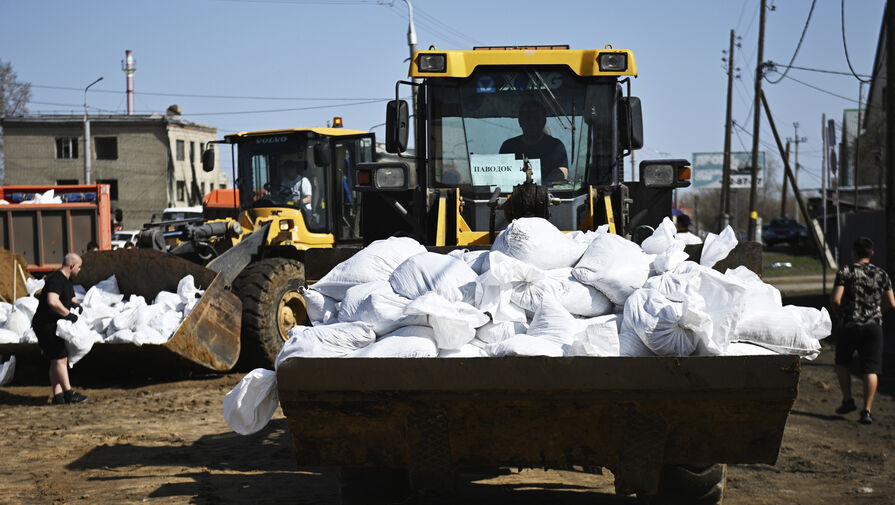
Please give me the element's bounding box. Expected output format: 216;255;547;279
332;116;343;128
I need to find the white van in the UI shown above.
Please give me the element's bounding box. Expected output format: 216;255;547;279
161;206;204;221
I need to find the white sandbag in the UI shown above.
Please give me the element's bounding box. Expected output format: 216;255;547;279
74;284;86;303
476;320;528;344
82;276;124;308
5;309;31;337
389;252;478;304
403;292;489;350
700;225;738;267
640;217;681;255
277;322;376;361
0;328;19;344
338;281;394;319
484;334;565;357
105;328;137;344
0;355;15;386
439;341;490;357
341;291;426;336
724;342;778;356
13;296;39;321
148;309;182;338
26;278;45;296
223;368;279;435
651;240;690;274
618;329;656;356
476;251;539;323
573;232;653;305
20;328;36;344
310;236;427;300
82;304;118;334
302;288;339;326
347;330;438;358
176;275;202;301
526;295;582;346
56;319;103;367
132;324;169;345
0;302;11;326
21;188;62;204
153;291;183;311
448;249;491;275
546;268;614;317
565;314;621;356
733;306;831;359
725;266;782;312
109;296;147;333
675;231;703;244
621;288;712;357
491;217;587;270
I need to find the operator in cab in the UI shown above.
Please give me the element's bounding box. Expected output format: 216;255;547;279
499;100;569;184
280;159;313;214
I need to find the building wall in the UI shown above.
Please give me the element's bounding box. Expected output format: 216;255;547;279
166;125;227;210
1;117;227;231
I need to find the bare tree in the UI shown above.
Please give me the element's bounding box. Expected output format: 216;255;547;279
0;59;31;118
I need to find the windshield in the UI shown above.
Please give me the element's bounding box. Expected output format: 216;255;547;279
237;133;328;233
427;66;618;195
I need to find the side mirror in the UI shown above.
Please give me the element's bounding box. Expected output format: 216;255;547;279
202;147;215;172
618;96;643;150
385;100;409;153
313;141;332;167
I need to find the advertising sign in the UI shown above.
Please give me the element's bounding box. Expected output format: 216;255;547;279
691;151;765;189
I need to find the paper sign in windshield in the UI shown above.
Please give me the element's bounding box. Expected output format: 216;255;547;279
470;154;541;189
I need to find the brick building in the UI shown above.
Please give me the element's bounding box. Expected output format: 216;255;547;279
0;106;229;230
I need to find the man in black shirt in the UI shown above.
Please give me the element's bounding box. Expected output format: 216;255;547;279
32;252;87;405
831;237;895;424
499;100;569;184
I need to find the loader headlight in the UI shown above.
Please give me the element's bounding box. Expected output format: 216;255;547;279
640;159;692;188
353;162;411;192
279;219;294;232
417;53;447;73
598;52;627;72
374;167;406;189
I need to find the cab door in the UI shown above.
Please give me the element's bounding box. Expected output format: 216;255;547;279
332;136;374;242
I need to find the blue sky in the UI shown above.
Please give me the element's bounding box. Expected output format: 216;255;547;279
0;0;885;194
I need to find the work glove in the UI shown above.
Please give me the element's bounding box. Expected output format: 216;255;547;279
64;312;78;323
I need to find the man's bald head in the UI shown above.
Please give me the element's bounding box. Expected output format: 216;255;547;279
64;253;82;268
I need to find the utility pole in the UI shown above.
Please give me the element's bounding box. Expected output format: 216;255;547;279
748;0;768;241
786;122;807;222
780;140;790;217
854;81;863;214
887;1;895;275
721;29;739;230
402;0;419;120
83;76;103;185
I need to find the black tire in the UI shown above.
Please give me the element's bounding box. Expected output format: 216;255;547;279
232;258;308;369
338;467;410;505
638;464;726;505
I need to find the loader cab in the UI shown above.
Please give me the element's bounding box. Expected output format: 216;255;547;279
223;128;375;243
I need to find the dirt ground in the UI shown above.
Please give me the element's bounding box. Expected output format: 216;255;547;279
1;339;892;505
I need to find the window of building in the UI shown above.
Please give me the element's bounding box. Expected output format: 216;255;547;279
190;141;195;164
95;137;118;160
56;179;78;185
219;184;227;190
200;182;205;195
97;179;119;200
55;137;78;159
176;180;185;200
176;140;185;161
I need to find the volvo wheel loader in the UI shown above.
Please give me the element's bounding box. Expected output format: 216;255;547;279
271;45;799;505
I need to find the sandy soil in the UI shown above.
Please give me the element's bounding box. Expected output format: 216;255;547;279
1;341;892;505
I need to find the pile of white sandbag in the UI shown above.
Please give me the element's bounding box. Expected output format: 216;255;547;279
224;217;831;434
0;274;204;367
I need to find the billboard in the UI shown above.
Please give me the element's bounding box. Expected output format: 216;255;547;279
691;151;766;189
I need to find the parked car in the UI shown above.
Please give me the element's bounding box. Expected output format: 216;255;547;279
110;230;140;250
762;217;808;247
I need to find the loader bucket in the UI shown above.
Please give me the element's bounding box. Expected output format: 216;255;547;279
0;249;241;373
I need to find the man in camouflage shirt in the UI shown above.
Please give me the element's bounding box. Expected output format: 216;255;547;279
831;237;895;424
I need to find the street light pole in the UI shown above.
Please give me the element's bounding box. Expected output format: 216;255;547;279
83;76;103;185
401;0;419;118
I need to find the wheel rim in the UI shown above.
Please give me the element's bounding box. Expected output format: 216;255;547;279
277;290;307;342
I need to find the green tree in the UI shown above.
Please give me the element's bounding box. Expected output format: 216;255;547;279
0;59;31;117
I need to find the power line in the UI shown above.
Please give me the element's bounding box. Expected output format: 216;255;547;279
841;0;872;83
764;0;817;84
776;72;862;104
29;83;389;101
764;62;871;78
180;98;391;116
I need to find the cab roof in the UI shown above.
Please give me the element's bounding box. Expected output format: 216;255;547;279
410;46;637;78
224;127;368;141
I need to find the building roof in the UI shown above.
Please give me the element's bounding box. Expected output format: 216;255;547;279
1;113;216;133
